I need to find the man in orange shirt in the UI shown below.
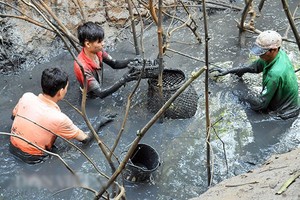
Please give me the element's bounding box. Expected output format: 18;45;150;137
10;67;113;164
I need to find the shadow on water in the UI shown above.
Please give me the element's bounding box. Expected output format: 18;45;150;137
1;1;300;199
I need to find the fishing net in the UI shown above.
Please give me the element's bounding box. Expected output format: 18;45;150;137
147;69;198;119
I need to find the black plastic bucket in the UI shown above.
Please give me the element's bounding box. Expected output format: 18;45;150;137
124;144;160;182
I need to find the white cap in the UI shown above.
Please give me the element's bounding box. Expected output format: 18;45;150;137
250;30;282;56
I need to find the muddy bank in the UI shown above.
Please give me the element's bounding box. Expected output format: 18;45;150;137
191;147;300;200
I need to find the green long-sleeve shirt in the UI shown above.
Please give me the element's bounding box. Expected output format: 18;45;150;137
246;49;299;118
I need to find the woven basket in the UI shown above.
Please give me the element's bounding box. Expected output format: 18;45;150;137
147;69;198;119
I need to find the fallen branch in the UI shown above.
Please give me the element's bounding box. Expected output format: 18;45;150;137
225;181;259;187
258;165;288;174
283;2;299;38
276;170;300;195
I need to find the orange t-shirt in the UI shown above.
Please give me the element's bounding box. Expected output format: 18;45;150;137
10;92;80;155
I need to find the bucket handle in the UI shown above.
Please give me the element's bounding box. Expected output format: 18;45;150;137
120;146;142;163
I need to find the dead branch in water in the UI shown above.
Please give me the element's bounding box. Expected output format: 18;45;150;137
72;0;86;22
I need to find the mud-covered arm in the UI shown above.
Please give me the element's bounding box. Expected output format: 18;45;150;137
89;77;127;99
103;56;133;69
210;60;263;77
89;68;140;99
80;114;116;144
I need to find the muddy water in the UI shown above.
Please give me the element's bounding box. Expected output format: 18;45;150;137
1;1;300;199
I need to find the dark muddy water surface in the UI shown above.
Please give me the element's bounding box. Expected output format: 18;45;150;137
1;1;300;199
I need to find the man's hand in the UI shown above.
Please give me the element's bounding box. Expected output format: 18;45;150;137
81;113;117;145
209;66;229;77
128;57;159;67
94;113;117;131
122;67;141;82
114;59;131;69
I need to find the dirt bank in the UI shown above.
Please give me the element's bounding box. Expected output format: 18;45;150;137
191;147;300;200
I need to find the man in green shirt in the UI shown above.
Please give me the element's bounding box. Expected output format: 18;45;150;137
211;30;299;119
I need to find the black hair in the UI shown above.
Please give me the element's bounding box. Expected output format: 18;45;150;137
41;67;68;97
77;21;105;46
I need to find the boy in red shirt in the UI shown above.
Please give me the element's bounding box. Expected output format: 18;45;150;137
74;21;140;98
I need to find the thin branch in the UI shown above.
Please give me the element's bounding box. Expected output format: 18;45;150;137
202;0;212;187
283;3;299;38
225;181;259;187
258;0;266;12
0;1;53;31
35;0;80;51
281;0;300;51
166;47;221;68
238;0;254;47
53;186;98;196
212;124;228;174
72;0;86;22
149;0;158;25
1;132;77;177
109;0;146;158
126;0;140;55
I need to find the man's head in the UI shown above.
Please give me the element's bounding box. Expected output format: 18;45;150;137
250;30;282;56
77;21;105;47
41;68;69;98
